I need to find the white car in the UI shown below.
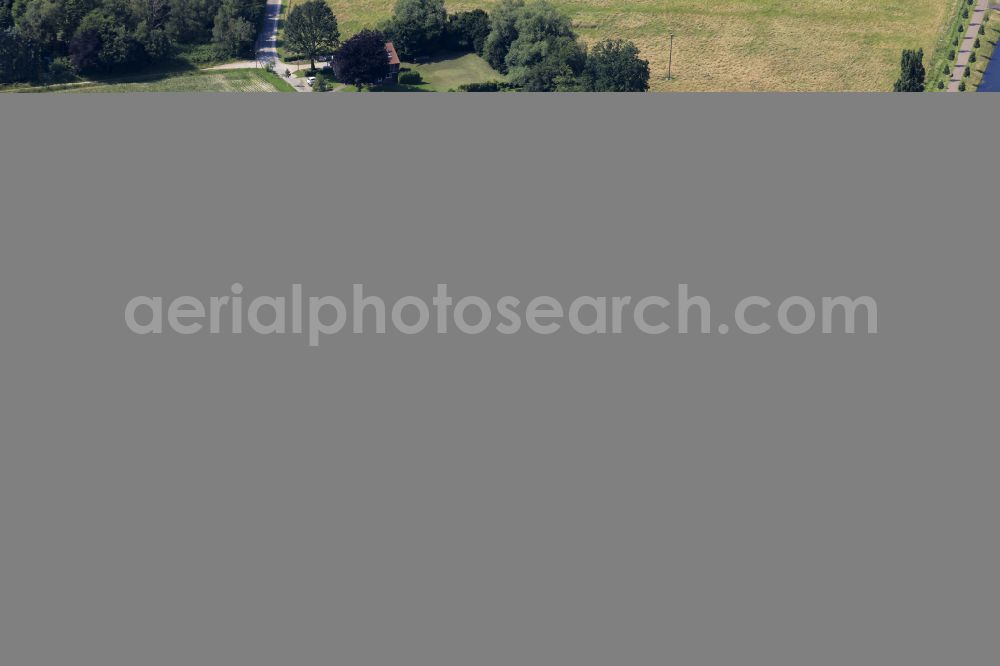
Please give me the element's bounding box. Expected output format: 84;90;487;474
306;76;316;87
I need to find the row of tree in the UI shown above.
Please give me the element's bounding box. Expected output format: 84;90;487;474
326;0;648;91
0;0;265;83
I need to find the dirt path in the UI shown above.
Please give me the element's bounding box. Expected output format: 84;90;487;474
949;0;990;90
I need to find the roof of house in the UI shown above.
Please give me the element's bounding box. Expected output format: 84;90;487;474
385;42;400;66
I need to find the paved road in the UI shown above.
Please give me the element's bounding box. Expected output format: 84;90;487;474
949;0;990;91
207;0;311;91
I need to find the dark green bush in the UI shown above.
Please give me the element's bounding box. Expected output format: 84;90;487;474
457;80;502;91
959;80;966;90
937;80;945;89
46;57;77;83
397;70;423;84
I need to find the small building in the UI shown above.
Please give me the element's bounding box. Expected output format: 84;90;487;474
385;42;400;82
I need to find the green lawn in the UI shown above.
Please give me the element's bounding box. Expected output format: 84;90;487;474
293;0;953;91
323;52;503;91
12;69;295;93
408;53;506;90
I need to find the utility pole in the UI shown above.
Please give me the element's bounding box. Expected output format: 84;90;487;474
667;33;674;80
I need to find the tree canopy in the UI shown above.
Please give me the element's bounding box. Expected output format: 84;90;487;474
579;38;649;91
444;8;489;54
0;0;266;83
284;0;339;70
893;48;925;92
383;0;446;59
503;0;584;91
482;0;523;73
333;28;389;88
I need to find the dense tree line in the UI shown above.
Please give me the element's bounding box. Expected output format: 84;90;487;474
0;0;265;83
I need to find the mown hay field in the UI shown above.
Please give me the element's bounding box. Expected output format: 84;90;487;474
294;0;952;91
46;70;293;93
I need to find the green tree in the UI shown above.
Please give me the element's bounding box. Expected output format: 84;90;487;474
579;38;649;91
0;25;42;82
383;0;445;59
893;48;925;91
284;0;339;70
167;0;224;43
481;0;523;72
504;0;584;91
445;8;489;54
211;0;255;58
68;0;150;74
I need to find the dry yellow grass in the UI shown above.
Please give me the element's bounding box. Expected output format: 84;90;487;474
294;0;952;91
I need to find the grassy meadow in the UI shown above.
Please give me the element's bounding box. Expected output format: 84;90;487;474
293;0;953;91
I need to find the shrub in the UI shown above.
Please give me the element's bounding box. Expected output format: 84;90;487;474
979;25;986;35
944;65;951;76
458;80;502;91
959;80;966;90
962;8;968;19
949;49;955;60
974;37;980;48
969;51;977;62
46;57;76;83
937;80;945;89
397;70;423;84
964;64;971;76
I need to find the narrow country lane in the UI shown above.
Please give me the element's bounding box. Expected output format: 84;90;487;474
949;0;990;90
207;0;311;91
257;0;311;91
